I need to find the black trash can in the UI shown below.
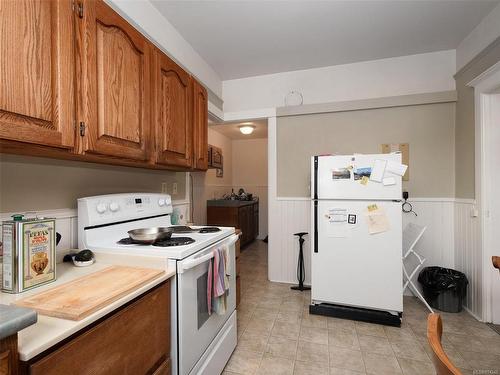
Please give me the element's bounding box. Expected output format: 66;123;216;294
418;267;468;313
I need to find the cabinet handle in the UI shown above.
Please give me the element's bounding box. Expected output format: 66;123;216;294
79;122;86;137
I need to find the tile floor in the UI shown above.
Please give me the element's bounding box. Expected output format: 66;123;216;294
224;240;500;375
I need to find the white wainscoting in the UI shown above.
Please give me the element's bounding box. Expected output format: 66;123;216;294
268;198;457;289
454;200;481;319
268;198;311;285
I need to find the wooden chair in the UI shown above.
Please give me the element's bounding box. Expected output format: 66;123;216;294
427;313;462;375
493;256;500;273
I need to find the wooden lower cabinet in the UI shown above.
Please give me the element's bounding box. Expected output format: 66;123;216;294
21;281;171;375
0;334;18;375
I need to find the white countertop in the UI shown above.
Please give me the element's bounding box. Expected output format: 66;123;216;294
0;252;176;361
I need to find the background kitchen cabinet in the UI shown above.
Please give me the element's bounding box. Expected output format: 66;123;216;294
152;49;193;168
0;0;75;149
192;80;208;171
76;0;151;161
207;201;259;247
208;145;223;169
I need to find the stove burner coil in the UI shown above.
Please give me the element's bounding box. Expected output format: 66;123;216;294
117;236;195;247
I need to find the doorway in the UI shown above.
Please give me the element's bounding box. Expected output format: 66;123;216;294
472;62;500;324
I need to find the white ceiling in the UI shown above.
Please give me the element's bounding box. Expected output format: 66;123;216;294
210;120;268;139
151;0;498;80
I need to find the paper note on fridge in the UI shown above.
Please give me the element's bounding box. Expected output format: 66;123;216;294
382;177;396;186
365;207;390;235
327;208;349;237
370;159;386;182
386;161;408;176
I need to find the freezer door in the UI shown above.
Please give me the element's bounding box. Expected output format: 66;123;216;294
313;154;402;200
311;200;403;312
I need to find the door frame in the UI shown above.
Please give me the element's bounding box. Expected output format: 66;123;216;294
469;61;500;323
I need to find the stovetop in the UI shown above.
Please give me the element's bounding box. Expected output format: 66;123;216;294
83;220;235;260
117;236;196;247
169;226;221;234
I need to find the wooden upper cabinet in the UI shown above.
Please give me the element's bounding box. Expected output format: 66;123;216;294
192;80;208;170
0;0;75;149
77;0;150;161
152;49;193;168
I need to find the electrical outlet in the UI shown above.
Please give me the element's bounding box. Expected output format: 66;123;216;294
161;182;168;194
471;207;479;218
172;183;178;195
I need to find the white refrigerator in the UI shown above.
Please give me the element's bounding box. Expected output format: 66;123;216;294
310;153;403;326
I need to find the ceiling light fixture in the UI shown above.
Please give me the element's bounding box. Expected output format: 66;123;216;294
239;125;255;135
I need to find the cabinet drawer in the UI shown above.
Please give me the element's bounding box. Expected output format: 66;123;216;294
29;282;170;375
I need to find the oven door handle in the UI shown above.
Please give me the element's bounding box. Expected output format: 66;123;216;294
178;234;239;273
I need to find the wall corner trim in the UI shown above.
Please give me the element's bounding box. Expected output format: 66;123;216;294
275;90;457;118
455;34;500;81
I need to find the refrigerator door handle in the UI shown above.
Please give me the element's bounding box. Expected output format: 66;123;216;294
314;200;318;253
313;156;318;200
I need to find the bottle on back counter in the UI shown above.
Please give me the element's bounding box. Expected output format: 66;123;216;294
1;214;56;293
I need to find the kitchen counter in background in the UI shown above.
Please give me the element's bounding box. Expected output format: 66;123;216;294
0;253;175;361
207;200;259;247
207;199;258;207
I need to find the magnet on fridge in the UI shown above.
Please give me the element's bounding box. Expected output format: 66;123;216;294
348;214;357;224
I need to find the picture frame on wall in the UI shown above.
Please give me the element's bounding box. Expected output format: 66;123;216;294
216;168;223;178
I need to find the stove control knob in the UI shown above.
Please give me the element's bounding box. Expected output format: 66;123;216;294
109;202;119;212
158;198;166;206
96;203;107;214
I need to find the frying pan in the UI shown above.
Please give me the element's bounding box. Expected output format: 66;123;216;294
127;227;173;243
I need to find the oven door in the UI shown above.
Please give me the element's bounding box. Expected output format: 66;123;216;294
177;234;238;375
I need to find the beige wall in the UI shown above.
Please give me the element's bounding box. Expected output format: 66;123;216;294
232;138;268;238
232;139;268;186
454;36;500;199
0;154;186;212
192;128;234;224
277;102;456;197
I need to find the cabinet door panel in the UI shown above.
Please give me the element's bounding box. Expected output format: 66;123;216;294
79;0;150;160
0;0;74;148
193;80;208;170
153;50;192;168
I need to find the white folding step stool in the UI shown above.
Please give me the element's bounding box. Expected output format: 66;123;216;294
402;223;434;313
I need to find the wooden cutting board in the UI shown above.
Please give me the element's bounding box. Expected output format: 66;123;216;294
14;265;165;321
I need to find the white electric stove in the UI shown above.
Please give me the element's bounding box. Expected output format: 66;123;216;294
78;193;238;375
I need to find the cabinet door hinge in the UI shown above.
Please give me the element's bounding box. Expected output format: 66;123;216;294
79;122;86;137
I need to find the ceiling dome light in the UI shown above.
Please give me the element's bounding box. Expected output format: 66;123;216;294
239;125;255;135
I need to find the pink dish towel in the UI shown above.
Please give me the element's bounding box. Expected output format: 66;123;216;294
214;249;225;297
